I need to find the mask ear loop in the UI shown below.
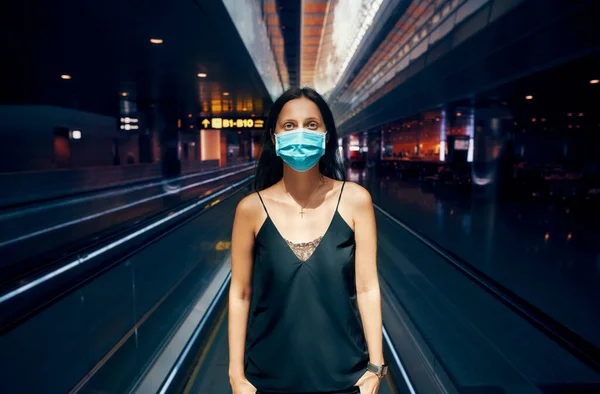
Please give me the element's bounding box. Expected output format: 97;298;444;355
271;130;280;156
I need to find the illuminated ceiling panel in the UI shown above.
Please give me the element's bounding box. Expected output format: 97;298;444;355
300;0;329;87
310;0;386;98
332;0;486;125
297;0;477;110
337;0;435;105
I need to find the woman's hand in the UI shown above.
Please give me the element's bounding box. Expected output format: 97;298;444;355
354;370;382;394
230;375;257;394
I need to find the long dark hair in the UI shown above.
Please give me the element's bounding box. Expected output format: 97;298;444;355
254;87;346;191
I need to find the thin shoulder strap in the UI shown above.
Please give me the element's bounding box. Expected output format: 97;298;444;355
335;181;346;212
256;191;270;217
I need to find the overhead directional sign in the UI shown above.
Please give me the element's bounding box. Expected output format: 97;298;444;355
198;116;266;130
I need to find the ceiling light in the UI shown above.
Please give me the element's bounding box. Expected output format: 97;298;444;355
121;92;128;97
61;75;71;80
525;95;533;100
456;112;462;117
223;92;230;96
72;130;82;139
590;79;599;84
197;73;207;78
150;38;163;44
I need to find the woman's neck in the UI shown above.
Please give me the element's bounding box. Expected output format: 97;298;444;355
281;165;324;200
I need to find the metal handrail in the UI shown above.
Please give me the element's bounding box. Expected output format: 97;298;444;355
0;174;254;305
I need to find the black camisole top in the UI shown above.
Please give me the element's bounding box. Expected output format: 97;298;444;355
244;181;369;393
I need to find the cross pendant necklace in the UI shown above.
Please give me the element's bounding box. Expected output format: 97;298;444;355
284;175;324;219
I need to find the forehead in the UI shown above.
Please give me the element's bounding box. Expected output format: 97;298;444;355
278;96;322;120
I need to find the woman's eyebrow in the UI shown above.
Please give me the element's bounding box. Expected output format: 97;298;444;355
304;117;322;122
279;117;322;125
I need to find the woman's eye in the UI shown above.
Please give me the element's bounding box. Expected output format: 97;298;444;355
308;122;318;128
283;123;294;129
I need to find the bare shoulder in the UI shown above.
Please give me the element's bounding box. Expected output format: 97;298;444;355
341;181;373;209
236;192;263;219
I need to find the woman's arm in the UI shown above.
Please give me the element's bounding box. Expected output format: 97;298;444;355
352;184;384;366
228;194;258;382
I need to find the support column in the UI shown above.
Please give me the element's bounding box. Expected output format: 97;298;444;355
440;108;447;162
137;101;155;164
445;106;470;169
139;99;181;184
157;100;181;180
220;130;227;167
366;130;380;169
251;132;261;160
472;106;514;200
201;129;222;165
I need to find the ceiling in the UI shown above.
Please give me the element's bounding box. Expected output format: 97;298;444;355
299;0;328;87
1;0;273;118
275;0;302;88
263;0;599;137
10;0;594;136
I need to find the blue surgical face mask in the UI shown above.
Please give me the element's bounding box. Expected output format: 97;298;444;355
274;128;327;172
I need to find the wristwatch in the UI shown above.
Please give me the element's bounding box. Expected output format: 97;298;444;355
366;361;388;378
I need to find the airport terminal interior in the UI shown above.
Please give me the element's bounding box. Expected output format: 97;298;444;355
1;0;600;393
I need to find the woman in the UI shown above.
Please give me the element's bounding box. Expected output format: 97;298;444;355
228;87;386;394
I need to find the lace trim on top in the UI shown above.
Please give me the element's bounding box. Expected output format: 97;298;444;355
284;236;323;262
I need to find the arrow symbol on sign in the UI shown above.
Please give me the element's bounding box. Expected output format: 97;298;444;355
202;119;210;128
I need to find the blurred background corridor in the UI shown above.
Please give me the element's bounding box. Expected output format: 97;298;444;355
1;0;600;393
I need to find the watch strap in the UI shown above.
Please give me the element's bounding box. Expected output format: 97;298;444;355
366;361;388;377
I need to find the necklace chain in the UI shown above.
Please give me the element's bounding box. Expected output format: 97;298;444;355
282;175;324;218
